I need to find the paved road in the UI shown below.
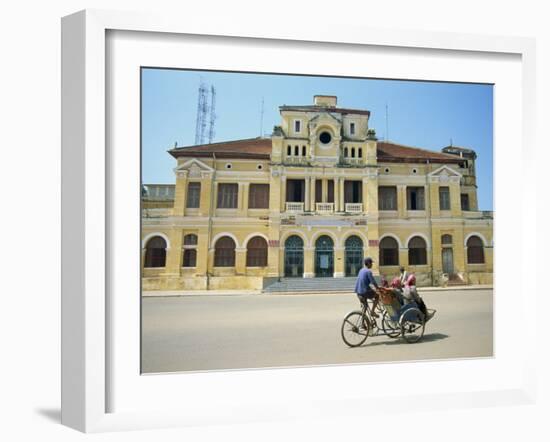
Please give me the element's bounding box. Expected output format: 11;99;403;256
141;289;493;373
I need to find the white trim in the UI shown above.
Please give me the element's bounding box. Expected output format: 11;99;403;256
141;232;171;249
210;231;240;248
341;230;369;245
464;232;489;247
310;229;340;247
379;233;403;249
242;232;270;247
405;232;431;248
428;164;463;177
176;158;215;172
280;229;309;247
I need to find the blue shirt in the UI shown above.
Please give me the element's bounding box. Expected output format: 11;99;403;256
355;267;378;295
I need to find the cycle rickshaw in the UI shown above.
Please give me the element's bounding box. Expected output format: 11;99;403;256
340;287;435;347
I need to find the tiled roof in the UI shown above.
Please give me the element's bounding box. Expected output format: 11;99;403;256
169;138;465;164
279;105;371;116
169;138;272;159
377;141;464;164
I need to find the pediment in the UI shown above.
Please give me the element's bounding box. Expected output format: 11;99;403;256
428;165;462;181
175;158;214;178
309;112;341;126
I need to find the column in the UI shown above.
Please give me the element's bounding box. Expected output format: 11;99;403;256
450;178;462;217
334;177;340;212
397;185;407;218
173;170;188;216
334;246;345;277
362;177;369;214
339;179;345;211
280;176;287;212
199;173;214;217
304;177;310;211
322;179;328;203
304;247;314;278
310;177;316;211
241;182;249;217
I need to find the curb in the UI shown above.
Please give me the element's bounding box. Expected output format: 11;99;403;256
142;285;493;297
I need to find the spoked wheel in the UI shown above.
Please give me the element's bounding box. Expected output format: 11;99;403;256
341;311;370;347
400;308;425;343
382;311;401;338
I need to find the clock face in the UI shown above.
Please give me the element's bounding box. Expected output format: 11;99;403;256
319;131;332;145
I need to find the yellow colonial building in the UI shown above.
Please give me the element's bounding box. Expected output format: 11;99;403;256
142;95;493;291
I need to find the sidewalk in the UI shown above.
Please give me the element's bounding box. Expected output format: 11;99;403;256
142;284;493;297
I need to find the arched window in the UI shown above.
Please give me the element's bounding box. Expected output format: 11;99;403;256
284;235;304;277
467;236;485;264
358;148;362;158
182;234;198;267
344;147;348;157
351;147;356;158
214;236;236;267
287;145;291;156
302;145;307;156
441;234;453;245
345;235;364;276
408;236;427;265
246;236;268;267
294;145;299;156
144;236;167;268
379;237;399;266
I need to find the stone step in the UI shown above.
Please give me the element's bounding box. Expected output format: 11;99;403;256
263;277;358;293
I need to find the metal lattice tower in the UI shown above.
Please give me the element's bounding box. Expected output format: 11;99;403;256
194;81;209;145
208;85;216;144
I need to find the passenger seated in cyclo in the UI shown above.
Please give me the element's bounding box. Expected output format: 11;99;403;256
354;257;380;318
388;267;434;321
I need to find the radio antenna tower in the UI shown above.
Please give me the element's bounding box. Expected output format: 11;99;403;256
194;80;209;145
208;85;217;144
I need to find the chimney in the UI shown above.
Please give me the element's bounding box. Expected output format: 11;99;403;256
314;95;337;107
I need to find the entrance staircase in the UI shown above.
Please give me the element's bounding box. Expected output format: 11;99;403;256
263;277;357;294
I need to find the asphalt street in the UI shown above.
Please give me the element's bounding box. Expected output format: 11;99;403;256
141;289;493;373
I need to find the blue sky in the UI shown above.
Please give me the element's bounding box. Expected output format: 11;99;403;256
141;68;493;210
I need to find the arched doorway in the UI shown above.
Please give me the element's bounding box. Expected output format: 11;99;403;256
315;235;334;277
345;235;363;276
441;234;454;275
284;235;304;277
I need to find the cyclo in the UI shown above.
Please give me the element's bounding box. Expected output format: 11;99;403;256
340;286;435;347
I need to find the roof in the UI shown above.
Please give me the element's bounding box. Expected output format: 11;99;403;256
169;138;465;164
279;105;371;116
377;141;465;164
169;137;272;159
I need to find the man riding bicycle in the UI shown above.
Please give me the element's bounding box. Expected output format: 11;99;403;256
354;257;380;318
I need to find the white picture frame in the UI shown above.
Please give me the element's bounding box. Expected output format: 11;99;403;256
61;9;538;433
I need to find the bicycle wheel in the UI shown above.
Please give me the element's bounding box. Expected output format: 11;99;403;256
400;307;425;343
382;311;401;338
341;311;370;347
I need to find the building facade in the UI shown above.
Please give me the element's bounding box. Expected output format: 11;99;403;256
142;95;493;291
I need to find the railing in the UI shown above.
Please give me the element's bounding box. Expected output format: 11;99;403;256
285;156;309;165
463;210;494;220
345;203;363;213
342;158;363;166
316;202;334;214
286;202;305;213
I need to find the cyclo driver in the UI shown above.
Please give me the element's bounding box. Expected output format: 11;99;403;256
354;257;380;318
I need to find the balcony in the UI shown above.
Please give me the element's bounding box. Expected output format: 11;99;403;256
315;202;334;214
342;158;363;166
285;157;309;166
345;203;363;213
286;202;304;213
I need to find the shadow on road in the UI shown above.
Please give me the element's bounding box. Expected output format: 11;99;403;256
359;332;450;348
